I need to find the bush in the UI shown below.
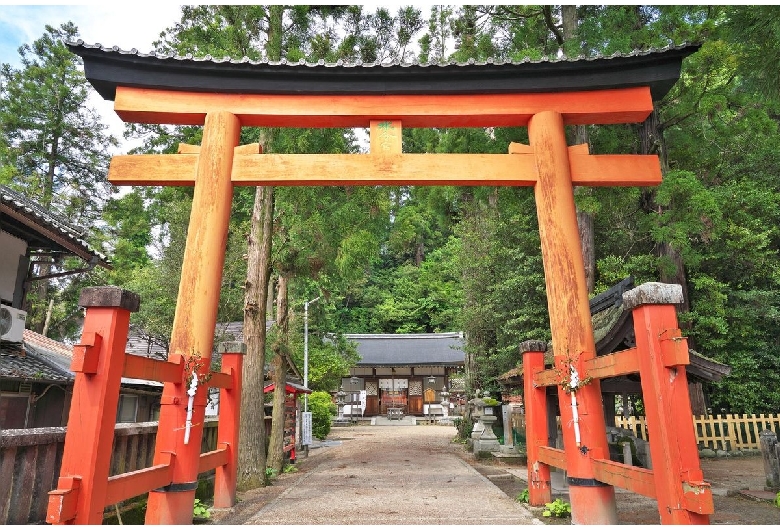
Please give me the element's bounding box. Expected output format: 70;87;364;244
543;498;571;518
453;416;474;442
308;391;336;440
516;489;529;503
193;498;210;519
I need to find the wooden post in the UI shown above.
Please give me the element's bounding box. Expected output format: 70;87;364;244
145;111;240;525
522;340;551;506
760;430;780;491
624;282;713;524
213;341;246;508
46;287;139;525
528;110;618;524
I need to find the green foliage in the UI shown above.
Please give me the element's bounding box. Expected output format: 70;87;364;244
308;391;336;440
283;464;298;474
775;491;779;509
516;489;529;504
6;6;779;418
542;498;572;518
453;415;474;443
193;498;210;519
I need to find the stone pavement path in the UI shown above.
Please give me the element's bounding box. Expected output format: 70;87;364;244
237;425;539;525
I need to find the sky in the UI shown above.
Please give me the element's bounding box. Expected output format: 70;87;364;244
0;3;185;152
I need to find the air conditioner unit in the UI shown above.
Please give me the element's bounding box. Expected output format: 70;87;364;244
0;304;26;342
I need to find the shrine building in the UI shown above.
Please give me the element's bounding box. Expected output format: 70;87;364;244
341;332;465;417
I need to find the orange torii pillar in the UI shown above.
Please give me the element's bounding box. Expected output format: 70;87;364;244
46;287;139;525
529;111;618;524
144;111;240;525
624;283;712;524
521;340;552;506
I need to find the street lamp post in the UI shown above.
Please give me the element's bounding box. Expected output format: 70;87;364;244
303;296;320;413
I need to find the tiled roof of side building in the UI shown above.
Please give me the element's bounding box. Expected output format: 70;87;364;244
0;184;110;267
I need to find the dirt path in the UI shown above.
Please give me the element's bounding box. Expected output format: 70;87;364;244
208;424;779;525
210;425;537;525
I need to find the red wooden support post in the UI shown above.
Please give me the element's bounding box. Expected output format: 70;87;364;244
528;110;618;524
624;283;713;524
145;110;240;525
46;287;139;525
522;340;551;506
213;341;245;509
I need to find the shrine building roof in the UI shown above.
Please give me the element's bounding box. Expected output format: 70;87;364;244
345;332;465;367
66;40;699;103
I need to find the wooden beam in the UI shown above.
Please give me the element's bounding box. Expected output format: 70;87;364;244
591;458;657;499
198;447;229;474
104;461;174;506
584;348;641;380
208;370;232;390
537;446;567;468
533;368;561;388
123;354;183;384
113;86;654;128
108;152;661;187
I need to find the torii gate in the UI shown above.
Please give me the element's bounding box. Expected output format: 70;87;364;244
48;41;708;525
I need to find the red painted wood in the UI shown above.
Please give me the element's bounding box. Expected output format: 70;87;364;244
214;349;244;508
208;371;233;390
104;458;173;506
46;305;131;524
144;111;240;525
198;447;230;474
528;110;617;524
591;458;656;499
537;446;567;468
632;303;712;524
123;354;183;383
523;348;551;506
114;86;654;128
584;347;641;380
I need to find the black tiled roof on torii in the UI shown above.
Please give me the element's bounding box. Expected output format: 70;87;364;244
66;40;699;102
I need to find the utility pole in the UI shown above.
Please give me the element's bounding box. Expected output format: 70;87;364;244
304;296;320;411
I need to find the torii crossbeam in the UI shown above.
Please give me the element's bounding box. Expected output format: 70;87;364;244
52;41;704;525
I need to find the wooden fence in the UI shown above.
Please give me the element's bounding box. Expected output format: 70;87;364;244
615;414;780;451
0;419;218;525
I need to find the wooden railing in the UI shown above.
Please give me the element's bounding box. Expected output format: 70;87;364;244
615;413;780;451
0;420;218;525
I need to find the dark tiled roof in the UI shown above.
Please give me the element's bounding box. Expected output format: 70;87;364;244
0;336;71;383
0;184;109;267
345;332;465;367
0;329;162;388
497;278;731;384
66;40;699;102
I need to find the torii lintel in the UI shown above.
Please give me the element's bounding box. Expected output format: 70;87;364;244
107;119;662;188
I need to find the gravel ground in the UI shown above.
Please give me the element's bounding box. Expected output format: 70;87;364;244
210;424;538;525
208;424;779;526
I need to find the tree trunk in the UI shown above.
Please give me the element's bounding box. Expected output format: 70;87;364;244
237;4;284;489
238;184;275;490
561;5;596;294
639;110;691;314
267;273;289;474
